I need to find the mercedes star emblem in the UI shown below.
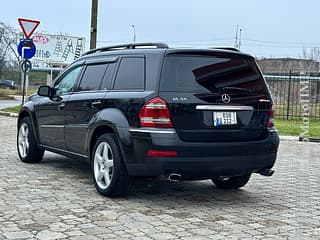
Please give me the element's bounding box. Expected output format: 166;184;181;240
221;94;231;103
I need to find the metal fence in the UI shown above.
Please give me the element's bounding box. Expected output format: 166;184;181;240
265;73;320;119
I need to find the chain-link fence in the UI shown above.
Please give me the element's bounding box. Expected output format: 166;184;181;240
265;73;320;119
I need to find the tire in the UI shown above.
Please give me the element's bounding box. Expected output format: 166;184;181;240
17;117;44;163
212;173;251;189
91;133;130;197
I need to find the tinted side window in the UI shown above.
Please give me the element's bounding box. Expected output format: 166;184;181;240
77;64;108;91
100;63;115;90
113;57;145;90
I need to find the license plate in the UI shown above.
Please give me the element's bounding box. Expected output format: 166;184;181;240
213;112;237;126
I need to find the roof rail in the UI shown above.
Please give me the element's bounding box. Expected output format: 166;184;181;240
83;42;169;56
213;47;240;52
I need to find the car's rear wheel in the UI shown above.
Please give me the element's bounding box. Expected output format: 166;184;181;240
91;133;130;197
17;117;44;163
212;173;251;189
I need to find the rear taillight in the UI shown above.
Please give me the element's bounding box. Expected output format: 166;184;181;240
139;97;173;128
267;105;275;128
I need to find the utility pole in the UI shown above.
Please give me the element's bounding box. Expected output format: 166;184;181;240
90;0;98;50
132;25;136;44
234;25;242;50
239;28;242;49
234;24;239;49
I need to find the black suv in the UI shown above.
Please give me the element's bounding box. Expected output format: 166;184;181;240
17;43;279;197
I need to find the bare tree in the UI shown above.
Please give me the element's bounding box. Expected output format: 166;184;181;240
0;22;20;79
302;47;320;62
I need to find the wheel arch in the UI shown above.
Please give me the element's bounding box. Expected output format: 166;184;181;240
18;109;31;124
89;125;115;160
87;108;133;166
18;107;41;145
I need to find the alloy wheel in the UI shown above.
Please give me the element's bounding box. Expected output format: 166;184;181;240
93;142;114;190
18;123;29;158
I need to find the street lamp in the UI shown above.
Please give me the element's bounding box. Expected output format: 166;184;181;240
132;25;136;44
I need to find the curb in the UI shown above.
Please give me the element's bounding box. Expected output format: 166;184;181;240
279;135;320;143
0;111;18;118
298;136;320;143
279;136;299;141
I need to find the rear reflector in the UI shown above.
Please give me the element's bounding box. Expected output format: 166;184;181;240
147;150;178;157
267;105;275;128
139;97;173;128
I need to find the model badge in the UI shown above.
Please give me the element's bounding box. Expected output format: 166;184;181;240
221;94;231;103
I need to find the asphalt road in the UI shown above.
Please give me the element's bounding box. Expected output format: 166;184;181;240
0;115;319;240
0;96;21;109
0;100;19;109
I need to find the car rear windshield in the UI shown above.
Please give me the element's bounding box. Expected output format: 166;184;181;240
160;54;268;95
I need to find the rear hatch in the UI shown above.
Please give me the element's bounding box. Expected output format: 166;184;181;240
158;50;272;142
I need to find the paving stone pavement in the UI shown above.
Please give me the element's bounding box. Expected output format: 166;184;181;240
0;115;319;240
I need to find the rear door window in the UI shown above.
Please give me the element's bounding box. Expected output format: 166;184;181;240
100;63;116;90
113;57;145;90
77;64;108;91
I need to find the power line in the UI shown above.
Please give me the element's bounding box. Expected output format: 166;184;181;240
96;38;234;44
97;37;320;48
243;38;320;47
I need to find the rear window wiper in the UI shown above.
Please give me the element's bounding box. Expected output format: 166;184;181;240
222;86;257;93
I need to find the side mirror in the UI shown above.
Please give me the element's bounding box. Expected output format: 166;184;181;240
37;85;51;97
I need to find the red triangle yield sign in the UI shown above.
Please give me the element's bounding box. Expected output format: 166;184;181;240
18;18;40;39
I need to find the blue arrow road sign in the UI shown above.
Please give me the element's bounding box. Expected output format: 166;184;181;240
17;39;36;59
21;59;32;73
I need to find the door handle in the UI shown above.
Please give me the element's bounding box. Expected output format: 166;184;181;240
91;101;102;108
57;103;66;110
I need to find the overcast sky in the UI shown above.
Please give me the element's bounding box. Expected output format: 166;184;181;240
2;0;319;58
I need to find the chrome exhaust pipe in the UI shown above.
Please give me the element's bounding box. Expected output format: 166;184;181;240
168;173;182;182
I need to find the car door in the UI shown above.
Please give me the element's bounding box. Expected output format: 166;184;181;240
36;65;83;150
64;59;116;155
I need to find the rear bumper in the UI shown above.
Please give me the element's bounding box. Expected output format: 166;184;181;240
125;128;279;179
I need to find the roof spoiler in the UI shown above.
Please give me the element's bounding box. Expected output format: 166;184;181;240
213;47;240;52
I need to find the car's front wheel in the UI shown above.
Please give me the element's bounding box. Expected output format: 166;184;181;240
91;133;130;197
17;117;44;163
212;173;251;189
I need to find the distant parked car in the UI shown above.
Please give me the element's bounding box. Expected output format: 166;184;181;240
0;80;17;90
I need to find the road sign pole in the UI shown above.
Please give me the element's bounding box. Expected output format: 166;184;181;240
17;17;40;105
20;70;23;90
22;68;27;105
21;48;26;105
17;39;36;105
